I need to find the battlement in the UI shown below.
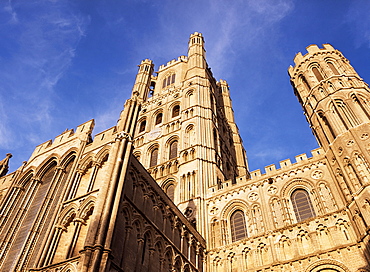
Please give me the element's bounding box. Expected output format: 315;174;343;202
190;31;203;38
158;55;188;71
249;147;323;179
288;44;336;76
140;59;152;65
29;119;95;160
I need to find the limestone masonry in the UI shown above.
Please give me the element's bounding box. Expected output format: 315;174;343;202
1;33;370;272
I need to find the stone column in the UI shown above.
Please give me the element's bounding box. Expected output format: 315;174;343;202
87;162;101;192
66;218;84;258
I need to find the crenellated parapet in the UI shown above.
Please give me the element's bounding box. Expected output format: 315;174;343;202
250;148;323;179
158;55;188;71
28;119;95;163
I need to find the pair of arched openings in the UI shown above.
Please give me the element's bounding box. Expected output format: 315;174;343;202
300;60;341;89
227;189;316;243
50;203;94;265
317;98;361;141
138;105;181;134
162;73;176;89
149;140;178;168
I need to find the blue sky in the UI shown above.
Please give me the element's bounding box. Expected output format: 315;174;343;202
1;0;370;173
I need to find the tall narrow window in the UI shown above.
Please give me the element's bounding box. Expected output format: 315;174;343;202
291;189;316;222
335;99;360;127
328;62;339;75
166;184;175;201
155;113;163;125
172;105;180;117
169;141;178;159
171;74;176;84
312;67;324;82
230;210;247;242
150;148;158;167
300;75;310;90
139;120;146;133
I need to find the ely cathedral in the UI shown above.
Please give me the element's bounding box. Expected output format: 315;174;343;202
0;32;370;272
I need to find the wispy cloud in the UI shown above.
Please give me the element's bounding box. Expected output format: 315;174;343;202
203;0;294;77
0;1;90;170
3;0;18;24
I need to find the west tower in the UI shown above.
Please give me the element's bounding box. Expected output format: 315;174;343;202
131;32;249;235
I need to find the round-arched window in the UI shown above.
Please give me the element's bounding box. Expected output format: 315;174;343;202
291;189;316;222
230;210;247;242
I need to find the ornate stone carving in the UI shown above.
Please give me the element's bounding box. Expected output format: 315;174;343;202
311;170;323;179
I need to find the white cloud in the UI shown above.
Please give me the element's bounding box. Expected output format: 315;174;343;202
204;0;294;77
0;1;90;170
4;0;18;24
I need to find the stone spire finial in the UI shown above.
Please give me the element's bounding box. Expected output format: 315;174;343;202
0;153;12;177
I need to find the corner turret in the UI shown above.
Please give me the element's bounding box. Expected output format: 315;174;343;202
186;32;207;78
289;44;369;150
116;59;154;133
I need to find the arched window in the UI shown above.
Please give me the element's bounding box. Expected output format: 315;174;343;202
334;99;360;127
312;67;324;82
299;75;311;91
150;148;158;167
172;105;180;117
139;120;146;133
230;210;247;242
171;74;176;84
155;113;163;125
162;74;176;89
134;152;141;161
169;141;178;159
291;189;316;222
166;184;175;201
328;62;339;75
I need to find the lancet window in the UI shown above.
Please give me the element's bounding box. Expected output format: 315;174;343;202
291;189;316;222
166;183;175;201
334;99;360;127
300;75;310;91
312;66;324;82
169;140;178;159
149;148;159;167
327;62;339;75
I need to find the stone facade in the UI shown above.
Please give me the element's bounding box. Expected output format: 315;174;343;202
0;33;370;272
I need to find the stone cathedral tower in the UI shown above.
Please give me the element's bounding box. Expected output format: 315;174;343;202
1;33;370;272
130;32;248;235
